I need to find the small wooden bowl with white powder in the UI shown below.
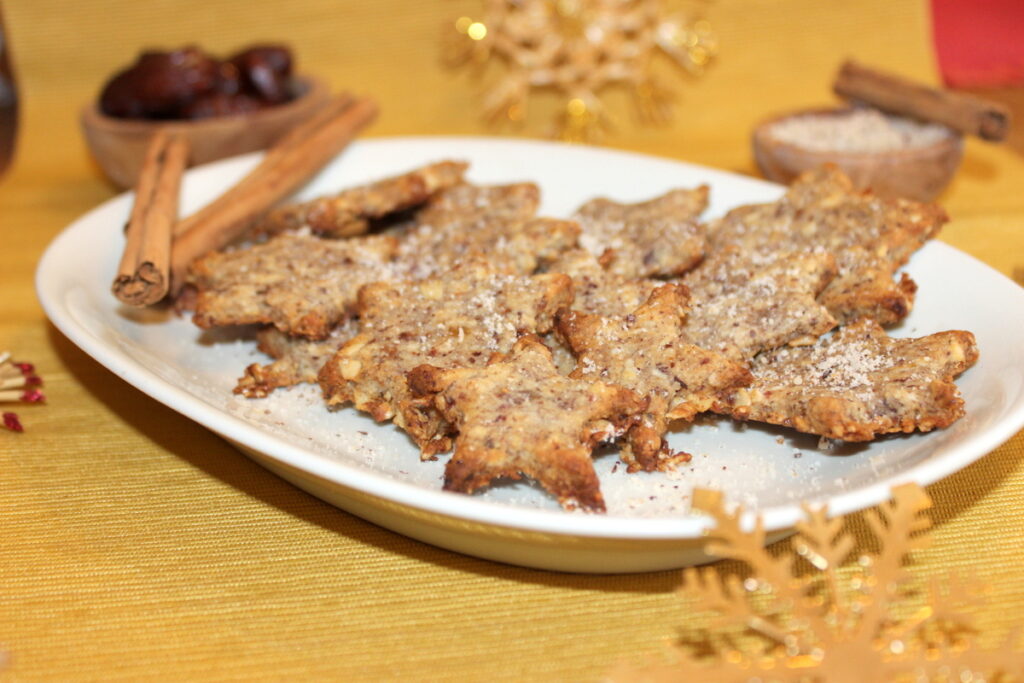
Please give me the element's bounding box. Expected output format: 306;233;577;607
753;107;963;201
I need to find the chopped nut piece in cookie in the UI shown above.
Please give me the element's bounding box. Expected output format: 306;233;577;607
718;318;978;441
189;232;398;339
408;335;648;512
557;284;753;472
318;261;574;453
259;160;469;237
573;186;709;278
541;333;579;377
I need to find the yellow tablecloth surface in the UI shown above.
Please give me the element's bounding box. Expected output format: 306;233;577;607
2;0;1022;680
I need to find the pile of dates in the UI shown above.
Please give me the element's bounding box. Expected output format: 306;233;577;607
99;45;295;119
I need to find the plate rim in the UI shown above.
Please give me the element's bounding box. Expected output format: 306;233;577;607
36;135;1024;541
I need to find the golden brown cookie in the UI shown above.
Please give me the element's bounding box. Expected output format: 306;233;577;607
719;318;978;441
816;246;918;325
681;247;839;360
189;232;398;339
259;160;469;237
395;184;576;279
573;186;709;278
235;321;359;398
707;165;946;326
556;284;753;471
547;248;661;318
318;261;574;453
415;181;540;228
407;335;648;512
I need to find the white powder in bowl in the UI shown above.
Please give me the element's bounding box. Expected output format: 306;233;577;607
769;108;953;153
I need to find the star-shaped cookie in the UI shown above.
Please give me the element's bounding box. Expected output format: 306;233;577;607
681;247;839;360
408;335;648;512
394;183;577;279
573;186;709;279
718;318;979;441
547;248;661;318
189;232;398;339
556;284;753;471
318;261;574;453
706;165;946;326
259;160;469;237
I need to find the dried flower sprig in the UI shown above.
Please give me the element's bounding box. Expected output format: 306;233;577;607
610;484;1024;682
1;351;44;432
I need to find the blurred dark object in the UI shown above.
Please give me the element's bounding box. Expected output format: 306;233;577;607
0;3;18;177
230;46;292;104
931;0;1024;88
100;47;219;119
99;44;296;121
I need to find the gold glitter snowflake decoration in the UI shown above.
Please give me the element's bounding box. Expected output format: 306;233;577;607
611;484;1024;682
444;0;717;141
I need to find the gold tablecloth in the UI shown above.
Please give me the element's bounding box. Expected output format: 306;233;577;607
2;1;1022;679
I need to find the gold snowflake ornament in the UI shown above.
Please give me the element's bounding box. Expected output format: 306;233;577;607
611;484;1024;682
445;0;717;141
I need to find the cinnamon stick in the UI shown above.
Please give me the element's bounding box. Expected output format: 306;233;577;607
112;131;189;306
168;95;379;294
834;60;1011;141
171;92;355;238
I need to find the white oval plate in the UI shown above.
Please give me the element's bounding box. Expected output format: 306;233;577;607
37;137;1024;573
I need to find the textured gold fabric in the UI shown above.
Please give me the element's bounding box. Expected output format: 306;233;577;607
2;0;1022;680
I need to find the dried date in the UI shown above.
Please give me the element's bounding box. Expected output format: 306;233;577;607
230;45;293;104
99;44;296;120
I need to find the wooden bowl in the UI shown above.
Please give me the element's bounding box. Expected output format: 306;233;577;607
753;107;964;201
81;76;331;189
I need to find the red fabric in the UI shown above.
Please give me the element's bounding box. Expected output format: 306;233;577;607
931;0;1024;87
